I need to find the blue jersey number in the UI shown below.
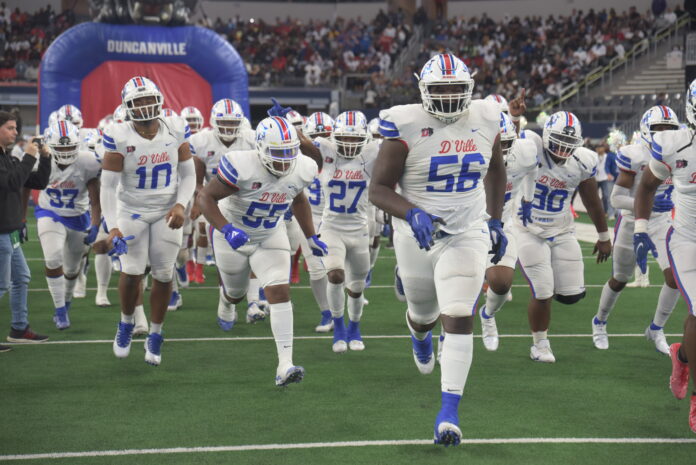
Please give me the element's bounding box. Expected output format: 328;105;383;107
308;178;322;206
136;163;172;189
46;188;79;209
242;202;290;229
532;183;569;212
426;153;485;193
327;180;367;213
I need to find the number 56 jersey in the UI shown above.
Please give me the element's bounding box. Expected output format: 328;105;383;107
378;99;500;235
515;130;598;238
216;150;318;244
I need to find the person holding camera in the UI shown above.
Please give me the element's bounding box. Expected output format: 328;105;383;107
0;110;51;351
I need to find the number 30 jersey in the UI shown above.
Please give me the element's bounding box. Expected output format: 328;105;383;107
38;151;101;217
315;138;379;232
103;117;190;221
378;100;500;235
215;150;318;244
516;129;598;238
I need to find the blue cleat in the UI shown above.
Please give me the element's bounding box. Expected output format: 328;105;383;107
175;265;189;288
167;291;182;311
144;333;164;366
412;332;435;374
347;320;365;351
275;365;305;387
332;316;347;353
315;310;334;333
434;392;462;446
113;321;135;358
53;305;70;330
217;316;236;332
205;254;215;266
394;266;406;302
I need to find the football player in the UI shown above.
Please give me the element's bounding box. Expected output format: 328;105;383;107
36;121;101;329
369;54;507;446
515;111;611;363
592;106;680;353
634;79;696;433
196;115;328;386
101;76;196;366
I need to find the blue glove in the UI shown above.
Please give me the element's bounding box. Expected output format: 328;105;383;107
518;200;534;227
381;222;392;238
308;234;328;257
267;97;292;118
108;235;135;257
283;209;294;221
488;218;508;264
633;232;658;274
84;224;99;245
405;207;444;251
652;193;674;213
221;224;249;250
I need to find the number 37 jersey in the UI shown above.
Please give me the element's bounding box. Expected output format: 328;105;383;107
378;100;501;234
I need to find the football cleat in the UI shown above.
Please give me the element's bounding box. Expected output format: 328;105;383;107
530;339;556;363
193;264;205;284
479;306;499;351
144;333;163;366
433;396;462;447
412;333;435;374
347;320;365;351
113;321;135;358
669;343;690;400
645;325;670;355
362;296;369;306
175;265;189;288
73;272;87;298
315;310;334;333
592;317;609;350
205;254;215;266
53;306;70;330
690;395;696;434
246;302;266;323
394;266;407;302
167;291;183;311
275;365;305;387
133;323;149;337
626;266;650;288
332;317;347;353
95;292;111;307
217;292;237;332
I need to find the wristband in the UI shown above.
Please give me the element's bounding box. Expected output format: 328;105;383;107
598;231;611;242
634;218;648;234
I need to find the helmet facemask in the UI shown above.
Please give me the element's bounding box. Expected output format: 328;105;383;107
125;94;163;122
213;117;242;142
50;137;79;165
546;131;582;159
185;116;203;133
258;141;299;177
419;81;473;124
333;134;368;158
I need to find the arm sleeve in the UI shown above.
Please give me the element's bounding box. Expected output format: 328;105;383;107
610;184;634;211
100;170;120;232
176;158;196;207
24;154;51;189
520;164;538;202
0;154;36;191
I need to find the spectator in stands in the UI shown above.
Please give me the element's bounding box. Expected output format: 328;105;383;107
305;58;322;86
0;111;51;350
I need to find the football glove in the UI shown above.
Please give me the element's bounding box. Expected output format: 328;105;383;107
405;207;444;251
221;224;249;250
488;218;508;264
283;208;294;221
633;232;658;274
652;192;674;213
267;97;292;118
518;200;534;227
108;235;135;257
308;234;328;257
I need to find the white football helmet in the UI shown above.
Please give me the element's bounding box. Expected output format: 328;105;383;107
161;108;178;118
181;106;204;133
241;117;252;130
686;78;696;127
332;111;369;159
113;105;129;123
255;116;300;177
304;112;334;139
121;76;164;122
285;110;305;129
485;94;509;113
47;111;59;128
57;104;83;128
97;115;113;132
46;120;80;165
82;128;101;152
210;98;245;141
542;111;583;159
368;118;382;139
418;53;474;123
639;105;679;146
499;112;517;158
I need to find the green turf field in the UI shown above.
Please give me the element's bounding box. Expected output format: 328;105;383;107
1;212;694;464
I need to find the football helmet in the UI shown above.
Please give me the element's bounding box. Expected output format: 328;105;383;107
485;94;509;114
687;78;696;127
332;111;369;159
97;115;113;132
418;53;474;124
47;111;59;128
255;116;300;177
285;110;305;129
368;118;381;139
113;105;129;123
57;104;83;128
82;128;101;152
210;98;244;141
639;105;679;146
304;112;334;139
542;111;583;159
499;112;517;158
181;106;204;133
161;108;178;118
46;120;80;165
121;76;164;121
606;128;627;153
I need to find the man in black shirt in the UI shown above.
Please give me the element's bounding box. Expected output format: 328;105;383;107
0;111;51;351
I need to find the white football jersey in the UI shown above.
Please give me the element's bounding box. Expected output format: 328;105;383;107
616;142;673;220
516;129;598;238
102;117;190;221
38;151;101;216
216;150;318;244
502;138;538;225
315;138;379;232
651;128;696;238
379;100;500;235
306;176;324;220
190;128;255;182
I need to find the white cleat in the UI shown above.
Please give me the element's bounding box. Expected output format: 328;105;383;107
275;365;305;387
144;333;163;366
348;340;365;351
479;306;499;351
133;325;149;336
73;272;87;299
627;267;650;288
506;291;513;302
246;302;266;323
113;322;134;358
362;297;369;306
332;340;348;353
95;293;111;307
592;317;609;350
645;326;670;355
530;339;556;363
